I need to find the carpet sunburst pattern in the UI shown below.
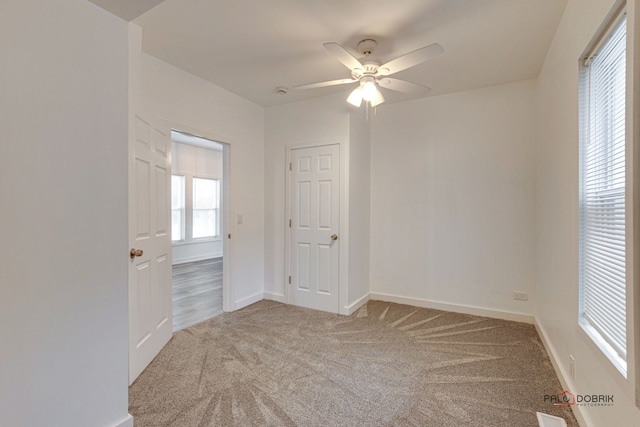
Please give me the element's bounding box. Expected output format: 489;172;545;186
129;300;577;426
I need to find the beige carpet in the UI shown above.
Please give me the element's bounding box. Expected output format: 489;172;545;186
129;300;578;426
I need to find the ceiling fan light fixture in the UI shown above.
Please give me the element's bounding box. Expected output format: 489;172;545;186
361;79;378;102
370;89;385;107
347;87;363;107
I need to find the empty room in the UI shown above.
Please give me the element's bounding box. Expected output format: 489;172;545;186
2;0;640;426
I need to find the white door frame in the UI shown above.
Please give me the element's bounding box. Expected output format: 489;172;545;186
284;138;350;315
164;122;234;312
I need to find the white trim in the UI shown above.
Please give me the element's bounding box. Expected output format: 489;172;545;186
346;293;370;315
369;292;535;324
284;138;349;315
535;319;590;427
235;291;263;310
172;253;223;265
584;5;628;66
171;237;222;246
113;414;134;427
628;0;640;406
221;143;232;312
284;147;292;306
339;138;350;316
263;292;285;303
162;121;233;312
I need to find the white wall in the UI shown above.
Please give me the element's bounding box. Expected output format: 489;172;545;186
264;93;371;313
264;94;349;302
0;1;130;426
171;142;223;264
535;0;640;425
138;52;265;309
347;110;371;309
370;80;537;319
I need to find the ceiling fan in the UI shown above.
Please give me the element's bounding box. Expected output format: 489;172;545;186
294;39;444;108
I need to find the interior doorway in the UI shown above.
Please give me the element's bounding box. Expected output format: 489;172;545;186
170;130;227;331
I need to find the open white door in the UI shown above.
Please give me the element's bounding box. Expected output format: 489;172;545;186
289;144;340;313
128;114;172;384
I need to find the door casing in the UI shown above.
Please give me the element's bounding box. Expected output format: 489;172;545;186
165;123;234;313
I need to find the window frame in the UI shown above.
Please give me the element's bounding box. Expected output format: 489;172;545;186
578;9;628;377
170;173;222;247
191;176;221;240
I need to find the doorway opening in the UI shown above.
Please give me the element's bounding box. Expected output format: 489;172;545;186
170;130;228;331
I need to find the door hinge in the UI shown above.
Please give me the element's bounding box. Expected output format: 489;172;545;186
289;162;292;171
289;219;292;228
289;275;291;284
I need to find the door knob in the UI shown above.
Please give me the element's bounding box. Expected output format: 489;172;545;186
130;248;144;259
331;234;338;241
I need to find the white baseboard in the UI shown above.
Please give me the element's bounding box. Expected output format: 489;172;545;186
263;292;285;303
346;293;370;315
172;253;223;265
534;319;589;427
234;291;263;310
369;292;535;324
113;414;133;427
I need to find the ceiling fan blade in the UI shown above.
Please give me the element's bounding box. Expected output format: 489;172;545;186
378;78;431;95
293;78;357;90
377;43;444;76
323;42;364;71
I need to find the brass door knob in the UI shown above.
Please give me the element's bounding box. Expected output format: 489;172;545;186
130;248;144;259
331;234;338;241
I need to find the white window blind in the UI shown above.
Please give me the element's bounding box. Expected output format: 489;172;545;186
579;14;627;372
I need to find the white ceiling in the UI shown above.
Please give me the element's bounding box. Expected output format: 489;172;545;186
133;0;568;107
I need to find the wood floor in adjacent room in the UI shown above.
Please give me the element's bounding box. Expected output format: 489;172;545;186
172;258;223;331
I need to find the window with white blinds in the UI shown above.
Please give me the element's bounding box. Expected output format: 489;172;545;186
579;13;627;375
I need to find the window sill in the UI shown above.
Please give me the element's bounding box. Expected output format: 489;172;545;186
578;319;627;378
172;238;221;246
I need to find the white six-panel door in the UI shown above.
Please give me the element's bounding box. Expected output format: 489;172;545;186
128;115;172;384
290;144;340;313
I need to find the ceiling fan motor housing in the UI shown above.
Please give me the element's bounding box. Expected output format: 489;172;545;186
357;39;377;56
364;60;379;72
352;61;379;79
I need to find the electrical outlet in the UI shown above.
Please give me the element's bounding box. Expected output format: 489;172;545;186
513;292;528;301
237;214;243;225
569;355;575;380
